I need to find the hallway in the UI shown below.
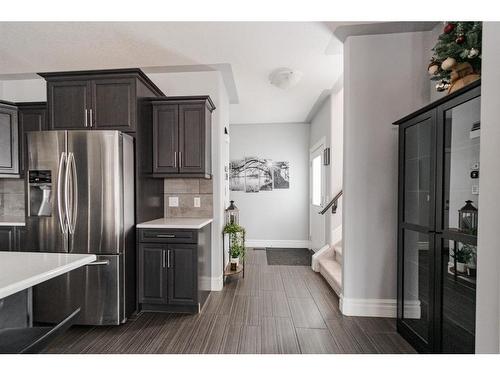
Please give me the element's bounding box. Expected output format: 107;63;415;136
44;248;415;354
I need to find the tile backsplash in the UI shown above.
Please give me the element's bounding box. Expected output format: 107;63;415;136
164;178;213;218
0;179;25;217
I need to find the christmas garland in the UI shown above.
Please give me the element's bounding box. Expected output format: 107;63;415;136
428;22;482;91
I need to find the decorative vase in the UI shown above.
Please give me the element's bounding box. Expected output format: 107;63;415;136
456;262;466;273
448;62;480;94
230;257;239;271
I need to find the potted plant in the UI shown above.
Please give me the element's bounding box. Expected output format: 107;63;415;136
223;222;246;271
452;245;472;273
464;244;477;277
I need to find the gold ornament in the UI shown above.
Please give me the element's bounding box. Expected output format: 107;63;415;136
441;57;457;71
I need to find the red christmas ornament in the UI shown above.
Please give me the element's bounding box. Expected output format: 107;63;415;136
444;23;455;34
456;35;465;44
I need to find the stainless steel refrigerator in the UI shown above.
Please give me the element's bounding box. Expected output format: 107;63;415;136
25;130;135;325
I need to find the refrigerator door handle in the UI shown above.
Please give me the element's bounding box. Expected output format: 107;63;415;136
57;152;68;234
66;152;78;235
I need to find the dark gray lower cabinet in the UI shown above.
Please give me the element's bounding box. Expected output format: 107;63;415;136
138;244;169;304
0;227;16;250
0;226;26;251
137;225;211;313
168;245;197;305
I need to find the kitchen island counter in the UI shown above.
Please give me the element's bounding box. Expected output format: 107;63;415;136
0;252;96;299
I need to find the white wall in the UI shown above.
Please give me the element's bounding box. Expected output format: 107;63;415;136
0;78;46;101
342;31;431;316
475;22;500;354
147;71;230;291
229;123;310;247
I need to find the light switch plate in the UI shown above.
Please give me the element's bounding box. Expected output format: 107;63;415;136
194;197;201;208
168;196;179;207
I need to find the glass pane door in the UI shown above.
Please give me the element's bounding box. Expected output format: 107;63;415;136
404;116;433;227
442;96;481;234
402;229;432;342
440;236;476;353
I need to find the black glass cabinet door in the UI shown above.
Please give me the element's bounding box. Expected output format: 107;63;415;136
397;109;437;353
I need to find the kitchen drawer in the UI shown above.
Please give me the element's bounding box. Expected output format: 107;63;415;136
138;229;198;244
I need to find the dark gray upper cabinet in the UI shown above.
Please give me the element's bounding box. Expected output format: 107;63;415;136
47;80;90;130
91;78;136;131
40;69;164;133
17;102;48;176
152;104;179;174
151;96;215;178
0;102;19;177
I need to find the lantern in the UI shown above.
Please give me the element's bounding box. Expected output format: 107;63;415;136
225;200;240;225
458;200;478;234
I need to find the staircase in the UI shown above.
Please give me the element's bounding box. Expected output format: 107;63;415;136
312;241;342;296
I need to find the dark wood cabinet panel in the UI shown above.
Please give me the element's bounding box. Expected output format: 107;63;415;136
0;227;15;251
91;78;136;131
168;245;197;305
17;103;47;176
0;103;19;176
138;244;168;304
47;80;91;130
179;104;205;174
153;104;179;173
150;96;214;178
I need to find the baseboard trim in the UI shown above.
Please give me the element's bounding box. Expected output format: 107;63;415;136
339;296;397;318
246;239;311;249
210;275;224;291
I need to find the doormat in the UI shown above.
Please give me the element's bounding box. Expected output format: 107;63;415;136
265;248;313;266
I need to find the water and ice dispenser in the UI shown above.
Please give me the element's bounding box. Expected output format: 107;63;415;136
28;170;52;217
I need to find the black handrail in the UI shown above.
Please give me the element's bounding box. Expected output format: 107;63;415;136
319;190;343;215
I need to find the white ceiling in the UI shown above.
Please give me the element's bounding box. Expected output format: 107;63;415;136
0;22;342;124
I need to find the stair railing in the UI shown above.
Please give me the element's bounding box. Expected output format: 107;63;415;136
319;190;343;215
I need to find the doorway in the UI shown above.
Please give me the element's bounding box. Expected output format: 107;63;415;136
309;139;326;251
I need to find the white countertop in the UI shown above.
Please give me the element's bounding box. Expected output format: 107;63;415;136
0;216;26;226
136;217;213;229
0;252;96;299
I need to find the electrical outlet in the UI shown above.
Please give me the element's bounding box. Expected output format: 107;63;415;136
168;196;179;207
194;197;201;208
472;185;479;195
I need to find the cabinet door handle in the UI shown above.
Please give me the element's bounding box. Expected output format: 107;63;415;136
167;250;171;268
162;250;166;268
179;152;182;168
157;234;175;238
84;109;88;127
89;109;93;128
174;151;177;168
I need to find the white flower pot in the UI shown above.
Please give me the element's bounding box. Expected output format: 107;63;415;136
456;262;466;273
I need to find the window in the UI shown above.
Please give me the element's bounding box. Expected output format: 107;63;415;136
312;154;322;206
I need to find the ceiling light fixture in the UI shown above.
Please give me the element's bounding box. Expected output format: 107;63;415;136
269;68;303;89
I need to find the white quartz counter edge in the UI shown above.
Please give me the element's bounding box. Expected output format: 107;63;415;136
0;252;96;299
0;216;26;226
136;218;213;229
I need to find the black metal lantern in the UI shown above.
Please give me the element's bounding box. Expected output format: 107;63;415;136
458;200;478;234
225;200;240;225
